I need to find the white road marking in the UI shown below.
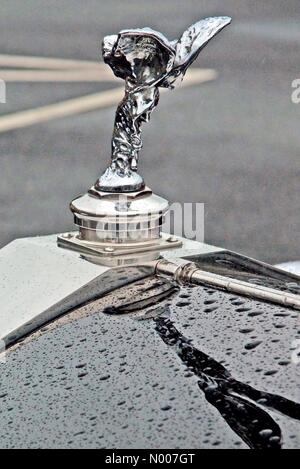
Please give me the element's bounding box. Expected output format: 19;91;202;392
0;53;217;133
0;54;104;70
0;87;124;132
0;69;115;82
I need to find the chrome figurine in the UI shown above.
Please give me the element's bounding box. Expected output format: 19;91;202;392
95;16;231;193
65;16;232;259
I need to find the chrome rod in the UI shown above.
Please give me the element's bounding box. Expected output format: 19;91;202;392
154;260;300;311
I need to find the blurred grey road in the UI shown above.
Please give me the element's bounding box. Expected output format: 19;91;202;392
0;0;299;263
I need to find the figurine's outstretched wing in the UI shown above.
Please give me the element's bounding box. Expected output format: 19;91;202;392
175;16;232;68
161;16;231;88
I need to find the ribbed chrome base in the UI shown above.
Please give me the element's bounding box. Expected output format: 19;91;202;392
61;186;182;264
70;186;168;243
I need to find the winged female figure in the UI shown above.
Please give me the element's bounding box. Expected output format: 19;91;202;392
95;17;231;193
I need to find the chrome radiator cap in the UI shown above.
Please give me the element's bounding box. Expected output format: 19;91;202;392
70;186;168;243
61;17;231;259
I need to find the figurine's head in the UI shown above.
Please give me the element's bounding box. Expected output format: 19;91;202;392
102;28;175;87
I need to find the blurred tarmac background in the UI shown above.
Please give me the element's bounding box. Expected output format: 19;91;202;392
0;1;299;263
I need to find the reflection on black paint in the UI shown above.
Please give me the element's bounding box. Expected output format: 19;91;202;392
155;313;300;450
103;276;300;449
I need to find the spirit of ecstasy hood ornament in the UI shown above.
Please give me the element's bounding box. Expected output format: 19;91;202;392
97;16;232;193
60;17;231;263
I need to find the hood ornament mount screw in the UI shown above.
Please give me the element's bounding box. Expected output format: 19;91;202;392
58;16;231;263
